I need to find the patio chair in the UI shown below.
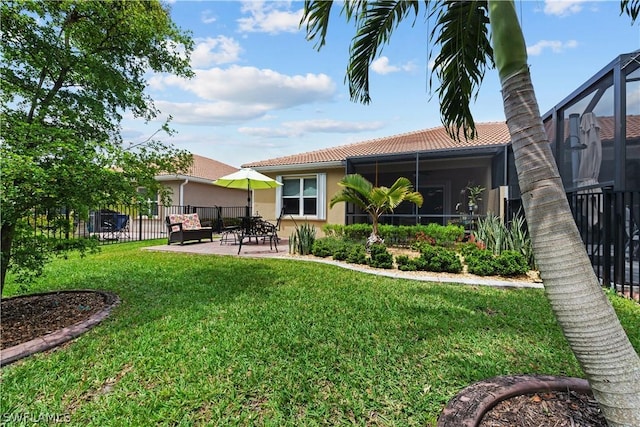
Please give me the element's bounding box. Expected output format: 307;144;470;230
102;213;130;240
260;208;284;243
220;217;241;245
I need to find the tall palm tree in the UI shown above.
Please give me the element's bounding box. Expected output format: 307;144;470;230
330;174;423;245
302;1;640;425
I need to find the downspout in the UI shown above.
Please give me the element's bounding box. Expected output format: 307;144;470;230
179;178;189;206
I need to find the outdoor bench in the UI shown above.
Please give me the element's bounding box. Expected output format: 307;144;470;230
165;213;213;245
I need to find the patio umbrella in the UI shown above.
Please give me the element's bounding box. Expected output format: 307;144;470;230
576;112;603;226
213;168;282;217
576;112;602;188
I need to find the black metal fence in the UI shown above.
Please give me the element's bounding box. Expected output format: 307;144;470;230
23;193;640;300
25;204;249;245
565;189;639;301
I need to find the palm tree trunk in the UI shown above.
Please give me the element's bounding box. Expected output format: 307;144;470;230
490;2;640;421
502;69;640;425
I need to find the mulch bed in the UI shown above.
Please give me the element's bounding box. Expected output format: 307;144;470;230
1;291;109;349
480;390;606;426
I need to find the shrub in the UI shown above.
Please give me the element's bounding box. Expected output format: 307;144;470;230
395;254;411;267
418;245;462;273
398;262;417;271
346;244;368;264
332;244;350;261
424;223;465;247
495;250;529;276
368;244;393;269
311;237;339;258
466;249;497;276
459;241;484;258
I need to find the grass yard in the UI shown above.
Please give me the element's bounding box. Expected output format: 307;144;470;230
2;241;639;426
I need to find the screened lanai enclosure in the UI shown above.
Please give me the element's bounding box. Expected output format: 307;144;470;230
344;145;513;227
542;50;639;297
341;50;639;299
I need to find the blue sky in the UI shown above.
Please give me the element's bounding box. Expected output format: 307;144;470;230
122;1;640;168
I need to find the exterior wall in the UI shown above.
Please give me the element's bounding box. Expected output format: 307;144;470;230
486;186;509;217
160;180;246;207
251;168;346;238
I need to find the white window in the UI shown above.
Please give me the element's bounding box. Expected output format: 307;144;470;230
276;173;326;220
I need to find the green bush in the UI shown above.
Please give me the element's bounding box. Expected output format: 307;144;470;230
423;223;465;247
398;262;418;271
395;254;411;267
322;223;465;247
494;250;529;276
395;254;420;271
311;237;340;258
346;244;368;264
459;242;483;258
368;244;394;269
332;244;350;261
465;249;497;276
418;245;462;273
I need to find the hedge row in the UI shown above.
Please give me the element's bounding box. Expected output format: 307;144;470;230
322;223;465;247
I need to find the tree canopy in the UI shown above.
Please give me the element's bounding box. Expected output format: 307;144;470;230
1;0;195;289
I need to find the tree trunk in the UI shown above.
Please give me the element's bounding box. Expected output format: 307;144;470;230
501;67;640;426
1;223;15;295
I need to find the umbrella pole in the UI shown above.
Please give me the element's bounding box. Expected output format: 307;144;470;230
246;184;251;233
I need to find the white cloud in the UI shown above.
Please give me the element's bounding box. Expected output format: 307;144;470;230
153;66;335;108
239;119;385;138
155;100;269;125
190;36;242;68
149;67;336;126
201;10;217;24
371;56;417;75
527;39;578;56
237;1;303;34
543;0;588;16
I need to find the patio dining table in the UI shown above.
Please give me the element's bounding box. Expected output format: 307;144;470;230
236;216;279;254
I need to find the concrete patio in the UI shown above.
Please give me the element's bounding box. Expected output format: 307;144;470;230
142;235;546;289
143;235;291;258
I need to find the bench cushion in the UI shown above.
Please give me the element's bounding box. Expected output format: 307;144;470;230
168;213;202;231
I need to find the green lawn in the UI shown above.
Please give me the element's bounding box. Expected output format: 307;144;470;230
2;241;639;426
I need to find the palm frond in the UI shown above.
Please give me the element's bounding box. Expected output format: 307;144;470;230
330;174;373;209
301;0;336;50
348;1;419;104
428;0;493;141
621;0;640;23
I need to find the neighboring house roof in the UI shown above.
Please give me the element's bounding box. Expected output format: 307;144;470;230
243;122;510;169
156;154;239;184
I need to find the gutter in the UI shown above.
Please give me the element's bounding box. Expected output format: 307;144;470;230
154;174;214;185
248;161;345;173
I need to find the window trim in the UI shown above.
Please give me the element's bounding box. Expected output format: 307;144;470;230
276;173;326;220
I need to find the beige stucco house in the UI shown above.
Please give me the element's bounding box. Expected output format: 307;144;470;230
242;122;515;238
155;154;246;210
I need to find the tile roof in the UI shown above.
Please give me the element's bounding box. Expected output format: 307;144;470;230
243;122;511;168
245;115;640;169
544;115;640;143
158;154;239;181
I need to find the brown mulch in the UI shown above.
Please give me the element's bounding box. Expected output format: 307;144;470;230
1;293;607;426
1;291;108;349
480;390;606;426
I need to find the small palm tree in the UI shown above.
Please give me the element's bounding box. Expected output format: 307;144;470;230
330;174;423;245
